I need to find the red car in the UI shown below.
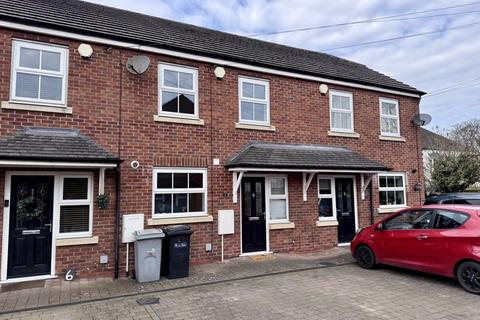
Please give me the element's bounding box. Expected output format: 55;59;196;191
351;205;480;294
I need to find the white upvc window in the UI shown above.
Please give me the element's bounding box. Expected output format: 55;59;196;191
58;175;93;238
158;63;198;118
267;176;289;223
330;90;354;132
318;176;336;221
380;98;400;136
378;173;407;208
238;77;270;125
152;168;207;218
11;40;68;106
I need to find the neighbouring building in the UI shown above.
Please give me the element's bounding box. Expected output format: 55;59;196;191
0;0;426;282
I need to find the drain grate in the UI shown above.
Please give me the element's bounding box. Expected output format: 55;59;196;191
136;297;160;305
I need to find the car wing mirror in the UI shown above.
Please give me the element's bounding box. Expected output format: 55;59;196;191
375;223;384;231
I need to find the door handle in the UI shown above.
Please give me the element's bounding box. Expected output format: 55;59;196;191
45;223;52;232
416;235;428;240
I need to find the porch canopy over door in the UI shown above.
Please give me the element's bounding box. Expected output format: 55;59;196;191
226;142;391;203
0;127;121;193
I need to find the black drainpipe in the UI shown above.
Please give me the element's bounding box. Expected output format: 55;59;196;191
114;165;121;279
369;180;375;225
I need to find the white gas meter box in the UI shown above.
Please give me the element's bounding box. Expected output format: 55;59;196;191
218;210;234;235
122;214;144;243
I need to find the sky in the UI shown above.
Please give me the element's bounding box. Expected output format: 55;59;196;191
84;0;480;131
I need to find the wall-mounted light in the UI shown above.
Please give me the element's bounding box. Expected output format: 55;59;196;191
319;84;329;95
214;66;226;80
77;43;93;59
413;182;421;191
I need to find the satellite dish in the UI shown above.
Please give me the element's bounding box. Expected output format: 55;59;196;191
412;113;432;126
126;55;150;75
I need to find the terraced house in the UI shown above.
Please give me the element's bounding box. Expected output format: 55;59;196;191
0;0;425;282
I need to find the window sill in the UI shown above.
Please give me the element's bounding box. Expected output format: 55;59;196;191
56;236;99;247
377;206;408;214
316;220;339;227
153;115;205;126
327;131;360;138
269;222;295;230
379;135;406;142
2;101;72;114
148;215;213;225
235;122;276;132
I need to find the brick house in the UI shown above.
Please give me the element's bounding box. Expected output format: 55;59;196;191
0;0;425;282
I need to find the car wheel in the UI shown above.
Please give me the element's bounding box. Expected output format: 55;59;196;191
456;261;480;295
355;245;376;269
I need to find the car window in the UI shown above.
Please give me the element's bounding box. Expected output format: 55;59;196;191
452;199;480;205
434;210;469;229
384;210;434;230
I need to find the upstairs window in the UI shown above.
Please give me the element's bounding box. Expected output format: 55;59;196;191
159;64;198;118
330;90;354;132
380;98;400;136
11;40;68;105
239;77;270;125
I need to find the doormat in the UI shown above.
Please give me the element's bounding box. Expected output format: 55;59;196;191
1;280;45;293
250;253;274;261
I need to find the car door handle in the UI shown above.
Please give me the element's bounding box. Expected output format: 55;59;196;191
416;235;428;240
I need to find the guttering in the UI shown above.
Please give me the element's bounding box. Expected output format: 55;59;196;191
228;167;388;173
0;20;421;99
114;166;121;279
0;160;118;168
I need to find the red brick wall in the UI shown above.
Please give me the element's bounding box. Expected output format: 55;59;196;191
0;28;424;278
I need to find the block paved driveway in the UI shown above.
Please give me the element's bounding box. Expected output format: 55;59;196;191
0;263;478;320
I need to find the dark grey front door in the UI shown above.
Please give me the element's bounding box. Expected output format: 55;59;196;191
241;177;266;253
8;176;54;278
335;178;356;243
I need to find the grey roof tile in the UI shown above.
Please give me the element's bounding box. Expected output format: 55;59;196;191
0;0;424;95
226;142;390;171
0;127;119;162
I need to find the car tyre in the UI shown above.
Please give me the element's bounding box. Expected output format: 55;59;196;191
456;261;480;295
355;245;376;269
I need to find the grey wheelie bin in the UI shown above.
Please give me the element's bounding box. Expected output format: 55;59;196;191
134;229;165;283
161;225;193;279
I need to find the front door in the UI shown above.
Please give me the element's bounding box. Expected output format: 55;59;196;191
241;177;266;253
336;178;356;243
7;175;54;278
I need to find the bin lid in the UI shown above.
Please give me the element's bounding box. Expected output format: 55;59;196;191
134;228;165;240
164;224;193;236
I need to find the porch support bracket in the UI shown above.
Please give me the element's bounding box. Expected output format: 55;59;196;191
302;172;316;201
99;168;106;195
232;171;245;203
361;173;374;200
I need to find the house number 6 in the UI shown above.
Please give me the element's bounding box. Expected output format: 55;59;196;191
65;268;76;281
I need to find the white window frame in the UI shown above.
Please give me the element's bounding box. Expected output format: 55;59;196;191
329;90;354;133
10;39;69;106
317;176;336;221
266;175;289;223
57;174;93;238
158;63;199;119
238;76;270;126
152;168;207;218
378;172;407;208
379;98;400;137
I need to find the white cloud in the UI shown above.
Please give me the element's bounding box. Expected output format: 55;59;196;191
84;0;480;129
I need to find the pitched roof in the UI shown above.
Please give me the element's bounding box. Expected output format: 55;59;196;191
0;0;423;95
420;128;457;151
226;142;390;171
0;127;120;162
